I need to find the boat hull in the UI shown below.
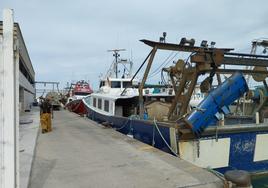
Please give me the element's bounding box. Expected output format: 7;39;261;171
66;99;87;115
83;101;268;174
86;104;172;153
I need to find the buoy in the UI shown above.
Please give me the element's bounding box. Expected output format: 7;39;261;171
224;170;252;188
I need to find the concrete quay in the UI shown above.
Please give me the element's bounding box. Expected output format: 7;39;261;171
27;110;224;188
19;107;40;188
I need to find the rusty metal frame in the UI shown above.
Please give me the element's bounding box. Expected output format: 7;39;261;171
140;39;233;53
167;68;199;120
138;47;157;117
140;39;268;121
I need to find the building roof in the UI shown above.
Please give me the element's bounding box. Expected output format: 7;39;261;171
0;21;35;80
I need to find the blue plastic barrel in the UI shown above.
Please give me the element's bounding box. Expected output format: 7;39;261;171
184;72;248;135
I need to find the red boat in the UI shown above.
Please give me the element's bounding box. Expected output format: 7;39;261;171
65;80;93;115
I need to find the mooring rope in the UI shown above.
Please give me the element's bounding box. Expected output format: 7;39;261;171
115;116;179;157
116;117;132;131
206;167;227;183
153;118;179;157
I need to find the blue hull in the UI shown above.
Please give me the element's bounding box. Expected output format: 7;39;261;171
214;131;268;174
88;107;172;154
85;105;268;174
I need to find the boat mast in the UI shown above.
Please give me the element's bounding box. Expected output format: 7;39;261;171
107;49;126;78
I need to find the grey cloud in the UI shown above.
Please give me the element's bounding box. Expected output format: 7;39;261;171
1;0;268;90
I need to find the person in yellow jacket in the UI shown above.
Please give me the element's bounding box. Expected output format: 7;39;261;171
40;97;53;133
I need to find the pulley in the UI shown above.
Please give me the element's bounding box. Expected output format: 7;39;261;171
252;66;268;82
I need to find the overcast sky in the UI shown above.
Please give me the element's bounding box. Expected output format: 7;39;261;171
1;0;268;90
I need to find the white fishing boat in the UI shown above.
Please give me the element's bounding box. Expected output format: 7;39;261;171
82;37;268;175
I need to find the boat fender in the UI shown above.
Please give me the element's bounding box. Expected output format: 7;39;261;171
143;109;149;120
224;170;252;188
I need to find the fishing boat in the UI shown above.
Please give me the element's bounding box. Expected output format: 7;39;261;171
82;48;204;144
66;80;93;115
83;38;268;175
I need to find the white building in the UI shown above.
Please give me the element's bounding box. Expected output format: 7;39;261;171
0;21;35;112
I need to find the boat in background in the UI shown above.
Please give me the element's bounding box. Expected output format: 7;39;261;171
81;37;268;175
65;80;93;115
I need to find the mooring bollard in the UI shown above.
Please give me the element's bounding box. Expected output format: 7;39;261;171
224;170;252;188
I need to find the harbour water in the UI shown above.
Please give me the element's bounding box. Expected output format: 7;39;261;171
252;174;268;187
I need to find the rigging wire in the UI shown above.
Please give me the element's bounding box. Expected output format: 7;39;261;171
161;70;168;85
148;52;179;79
150;51;174;74
149;52;177;78
148;51;195;86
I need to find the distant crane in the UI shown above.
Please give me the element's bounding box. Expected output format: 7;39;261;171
35;81;60;98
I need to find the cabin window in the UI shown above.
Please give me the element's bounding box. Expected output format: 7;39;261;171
93;98;97;107
84;96;91;105
74;92;89;96
110;101;114;114
111;81;121;88
122;81;132;88
99;81;105;88
98;99;102;109
104;100;109;112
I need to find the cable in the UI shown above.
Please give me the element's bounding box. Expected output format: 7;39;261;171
150;53;178;78
185;52;195;65
153;118;179;157
161;70;169;85
120;49;154;96
148;52;178;78
115;118;130;130
206;167;226;182
149;52;174;76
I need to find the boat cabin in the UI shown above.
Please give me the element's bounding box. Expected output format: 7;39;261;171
99;78;138;89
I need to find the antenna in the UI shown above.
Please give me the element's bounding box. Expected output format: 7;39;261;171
107;49;126;78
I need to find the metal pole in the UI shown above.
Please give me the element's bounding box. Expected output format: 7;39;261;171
1;9;19;188
120;49;153;96
115;51;118;78
0;28;4;188
139;47;157;118
14;37;20;187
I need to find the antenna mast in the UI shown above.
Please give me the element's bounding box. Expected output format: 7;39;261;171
107;49;126;78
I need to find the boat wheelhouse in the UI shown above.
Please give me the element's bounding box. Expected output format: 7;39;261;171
66;80;93;114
